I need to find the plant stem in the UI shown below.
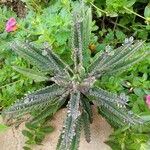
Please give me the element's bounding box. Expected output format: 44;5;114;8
124;7;146;20
113;17;118;32
110;20;130;31
90;2;108;14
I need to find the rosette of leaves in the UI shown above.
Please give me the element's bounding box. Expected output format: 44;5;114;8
2;3;150;150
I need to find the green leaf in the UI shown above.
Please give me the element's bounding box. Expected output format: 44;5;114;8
0;124;8;132
141;115;150;122
144;3;150;18
96;10;102;17
133;88;145;97
126;0;136;7
35;132;45;144
140;143;150;150
23;146;32;150
115;30;126;41
12;66;49;82
31;101;59;124
25;122;38;130
25;139;35;145
40;126;54;133
82;111;91;142
22;130;34;139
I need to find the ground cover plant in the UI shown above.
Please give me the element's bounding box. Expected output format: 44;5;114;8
1;1;150;150
0;6;44;110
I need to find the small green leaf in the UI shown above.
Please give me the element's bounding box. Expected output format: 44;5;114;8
141;115;150;122
22;130;34;139
25;122;38;130
23;146;32;150
40;126;54;133
126;0;136;7
115;30;126;41
96;10;102;17
144;3;150;18
25;140;36;145
133;88;145;97
140;143;150;150
0;124;8;132
35;132;45;144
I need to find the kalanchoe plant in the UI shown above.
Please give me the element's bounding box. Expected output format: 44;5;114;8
2;3;150;150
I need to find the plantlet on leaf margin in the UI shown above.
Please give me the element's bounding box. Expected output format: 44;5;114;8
2;2;150;150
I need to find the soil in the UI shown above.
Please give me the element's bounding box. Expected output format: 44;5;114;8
0;0;26;17
0;106;113;150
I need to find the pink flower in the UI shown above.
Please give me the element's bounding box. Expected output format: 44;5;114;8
145;95;150;108
5;17;17;32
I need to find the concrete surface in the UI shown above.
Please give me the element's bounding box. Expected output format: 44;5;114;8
0;106;113;150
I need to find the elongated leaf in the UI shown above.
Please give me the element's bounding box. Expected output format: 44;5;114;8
82;110;91;142
31;95;67;124
98;107;125;127
40;44;72;75
81;97;93;123
70;118;82;150
71;4;92;72
22;130;33;139
12;66;49;82
89;87;128;107
88;40;145;78
100;41;144;71
10;41;53;72
81;6;92;67
107;50;150;74
93;96;144;126
57;91;81;150
31;102;58;124
2;84;66;116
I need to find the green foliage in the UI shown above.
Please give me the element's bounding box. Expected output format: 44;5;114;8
2;2;150;150
0;2;72;149
0;41;44;106
89;0;150;42
22;121;54;147
105;0;136;15
92;0;143;16
144;3;150;18
106;125;150;150
0;6;44;108
0;116;8;132
0;54;43;108
15;3;71;56
22;99;59;149
0;6;17;30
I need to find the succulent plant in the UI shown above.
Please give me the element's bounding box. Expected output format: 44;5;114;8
2;3;150;150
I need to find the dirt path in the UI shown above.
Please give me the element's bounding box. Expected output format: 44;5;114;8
0;106;113;150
